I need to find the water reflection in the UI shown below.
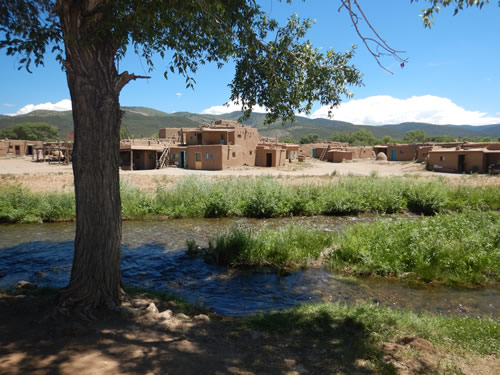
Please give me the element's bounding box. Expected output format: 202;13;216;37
0;217;498;317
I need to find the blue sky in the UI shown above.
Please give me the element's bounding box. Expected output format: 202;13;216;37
1;0;499;125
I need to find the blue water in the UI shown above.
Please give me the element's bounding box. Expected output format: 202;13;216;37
0;218;498;317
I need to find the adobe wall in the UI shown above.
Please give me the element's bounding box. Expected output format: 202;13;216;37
158;128;180;140
416;146;433;162
346;146;374;159
486;152;500;166
0;140;42;157
328;151;353;163
427;151;486;173
255;146;286;167
386;144;417;161
135;150;158;170
185;145;224;170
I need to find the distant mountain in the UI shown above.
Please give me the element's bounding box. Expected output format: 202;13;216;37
1;106;499;140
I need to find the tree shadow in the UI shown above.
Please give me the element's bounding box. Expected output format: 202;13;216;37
0;291;419;375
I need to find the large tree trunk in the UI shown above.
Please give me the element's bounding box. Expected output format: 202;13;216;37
57;1;123;311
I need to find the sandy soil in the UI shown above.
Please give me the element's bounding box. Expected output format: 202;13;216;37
1;292;497;375
1;157;498;193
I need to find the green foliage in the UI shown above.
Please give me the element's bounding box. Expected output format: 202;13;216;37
0;122;59;141
403;129;427;143
404;181;447;215
208;224;334;270
412;0;493;28
278;136;297;144
2;176;499;223
247;302;499;356
329;211;500;285
329;129;380;146
242;178;292;217
0;185;74;223
299;133;322;144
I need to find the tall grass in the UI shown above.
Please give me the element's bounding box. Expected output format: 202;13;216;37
207;224;335;270
0;185;75;223
329;211;500;285
1;176;500;223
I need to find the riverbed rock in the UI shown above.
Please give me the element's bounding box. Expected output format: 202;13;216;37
193;314;210;322
158;309;173;320
175;313;189;320
16;281;37;290
144;302;159;315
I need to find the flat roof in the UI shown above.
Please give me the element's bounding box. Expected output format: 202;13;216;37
200;128;235;133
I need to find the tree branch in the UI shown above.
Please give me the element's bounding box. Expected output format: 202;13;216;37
338;0;408;74
115;71;151;93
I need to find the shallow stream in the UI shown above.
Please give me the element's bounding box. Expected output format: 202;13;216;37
0;217;498;317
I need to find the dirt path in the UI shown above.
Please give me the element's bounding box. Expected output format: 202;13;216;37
1;157;498;193
1;292;496;375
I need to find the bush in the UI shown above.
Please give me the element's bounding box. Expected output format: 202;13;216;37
329;211;500;285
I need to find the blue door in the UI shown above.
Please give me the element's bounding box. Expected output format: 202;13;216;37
312;149;316;158
391;150;397;161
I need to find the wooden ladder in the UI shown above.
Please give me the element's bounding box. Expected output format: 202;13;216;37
156;141;172;169
319;144;330;161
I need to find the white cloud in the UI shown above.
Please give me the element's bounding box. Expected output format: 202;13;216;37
3;103;15;107
7;99;72;116
176;93;182;97
201;101;268;115
310;95;500;126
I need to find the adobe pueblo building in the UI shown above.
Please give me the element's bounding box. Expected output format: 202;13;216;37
120;120;298;171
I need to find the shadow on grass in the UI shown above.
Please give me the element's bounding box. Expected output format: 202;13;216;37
0;289;405;375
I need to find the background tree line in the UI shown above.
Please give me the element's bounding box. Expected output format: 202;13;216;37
283;129;496;146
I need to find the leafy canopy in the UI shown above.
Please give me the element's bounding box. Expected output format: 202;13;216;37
0;0;363;124
0;122;59;141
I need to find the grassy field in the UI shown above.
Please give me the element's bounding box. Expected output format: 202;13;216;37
1;175;500;223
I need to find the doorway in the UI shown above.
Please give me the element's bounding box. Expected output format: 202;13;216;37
266;153;273;167
391;150;397;161
458;154;465;173
180;151;186;168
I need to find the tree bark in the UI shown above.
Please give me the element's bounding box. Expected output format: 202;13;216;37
57;1;123;311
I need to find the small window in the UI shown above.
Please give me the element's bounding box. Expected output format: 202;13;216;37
206;152;215;160
400;150;403;154
440;156;445;161
249;151;253;155
196;153;201;162
237;134;242;138
190;135;194;141
232;152;236;158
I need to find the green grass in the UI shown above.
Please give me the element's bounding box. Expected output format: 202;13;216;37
2;176;500;223
246;302;499;356
329;211;500;285
206;224;335;270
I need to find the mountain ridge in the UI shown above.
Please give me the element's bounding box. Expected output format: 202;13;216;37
1;107;499;140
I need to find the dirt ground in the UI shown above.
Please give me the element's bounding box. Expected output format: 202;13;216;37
1;157;499;193
1;292;497;375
